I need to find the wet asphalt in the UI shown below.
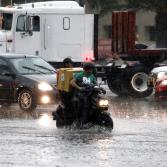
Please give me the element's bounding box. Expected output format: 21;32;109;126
0;86;167;167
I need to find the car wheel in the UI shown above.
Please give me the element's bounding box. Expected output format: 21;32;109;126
18;89;37;111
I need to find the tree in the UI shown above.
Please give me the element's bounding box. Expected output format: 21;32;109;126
85;0;123;15
1;0;46;6
85;0;167;47
125;0;167;47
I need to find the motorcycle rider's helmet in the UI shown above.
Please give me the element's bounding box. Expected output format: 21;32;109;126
83;62;95;71
63;57;73;68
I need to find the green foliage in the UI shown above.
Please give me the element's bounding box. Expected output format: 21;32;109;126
1;0;45;6
86;0;124;15
125;0;167;11
2;0;11;6
125;0;167;47
86;0;167;13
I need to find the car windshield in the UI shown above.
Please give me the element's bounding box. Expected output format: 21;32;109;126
9;57;56;75
0;13;13;30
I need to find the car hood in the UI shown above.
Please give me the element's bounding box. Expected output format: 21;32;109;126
156;76;167;82
151;66;167;74
23;74;57;85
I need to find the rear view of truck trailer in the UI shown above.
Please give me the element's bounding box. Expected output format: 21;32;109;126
106;11;167;98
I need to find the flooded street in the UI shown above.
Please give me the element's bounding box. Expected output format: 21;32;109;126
1;0;167;166
0;88;167;167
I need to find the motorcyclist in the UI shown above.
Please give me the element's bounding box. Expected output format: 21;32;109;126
59;57;73;104
53;58;73;124
63;57;73;68
70;62;97;126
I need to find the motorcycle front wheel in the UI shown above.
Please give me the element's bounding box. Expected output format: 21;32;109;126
96;112;113;129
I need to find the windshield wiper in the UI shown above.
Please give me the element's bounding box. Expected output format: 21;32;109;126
22;66;45;74
34;64;56;73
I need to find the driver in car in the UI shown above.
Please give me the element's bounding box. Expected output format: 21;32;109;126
70;62;97;127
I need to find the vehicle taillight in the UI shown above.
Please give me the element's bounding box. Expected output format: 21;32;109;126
85;56;92;62
83;52;94;62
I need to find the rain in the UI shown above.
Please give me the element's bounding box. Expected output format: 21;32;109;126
1;0;167;167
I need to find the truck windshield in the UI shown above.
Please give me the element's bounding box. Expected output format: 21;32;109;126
0;13;13;30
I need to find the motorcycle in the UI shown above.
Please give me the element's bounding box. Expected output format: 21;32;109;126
52;84;113;129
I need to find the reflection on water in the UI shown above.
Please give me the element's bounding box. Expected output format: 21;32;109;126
0;104;57;119
1;97;167;121
0;97;167;167
38;113;53;127
109;96;167;120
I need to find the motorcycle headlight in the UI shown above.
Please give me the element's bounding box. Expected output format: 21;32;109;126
99;99;109;107
103;100;109;106
159;80;167;86
38;82;53;91
157;72;166;79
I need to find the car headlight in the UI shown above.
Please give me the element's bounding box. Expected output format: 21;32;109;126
41;95;50;104
99;99;109;106
157;72;166;79
159;80;167;86
38;82;53;91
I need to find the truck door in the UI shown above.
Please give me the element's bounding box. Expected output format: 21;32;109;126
42;15;89;62
0;59;14;101
14;15;41;56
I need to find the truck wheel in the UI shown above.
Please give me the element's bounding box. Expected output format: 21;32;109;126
18;89;37;111
107;77;127;96
126;66;153;98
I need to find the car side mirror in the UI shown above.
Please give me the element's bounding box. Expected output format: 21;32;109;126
2;71;16;78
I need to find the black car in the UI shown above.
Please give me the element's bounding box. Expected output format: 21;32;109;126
0;54;57;111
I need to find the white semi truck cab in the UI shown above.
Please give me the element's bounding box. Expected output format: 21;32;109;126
0;1;94;64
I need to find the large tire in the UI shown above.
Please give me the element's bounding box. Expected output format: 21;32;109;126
125;66;153;98
107;67;128;96
96;112;113;129
18;89;37;111
107;65;153;98
107;76;128;96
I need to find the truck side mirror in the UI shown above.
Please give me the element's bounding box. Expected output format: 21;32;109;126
26;16;33;36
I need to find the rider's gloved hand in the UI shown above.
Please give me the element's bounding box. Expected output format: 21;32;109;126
79;87;85;91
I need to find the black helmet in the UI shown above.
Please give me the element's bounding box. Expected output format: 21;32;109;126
83;62;95;70
63;57;73;64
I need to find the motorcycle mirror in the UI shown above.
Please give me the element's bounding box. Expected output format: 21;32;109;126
102;77;107;81
101;89;106;94
25;16;33;36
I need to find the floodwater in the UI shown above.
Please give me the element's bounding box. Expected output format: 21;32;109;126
0;89;167;167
